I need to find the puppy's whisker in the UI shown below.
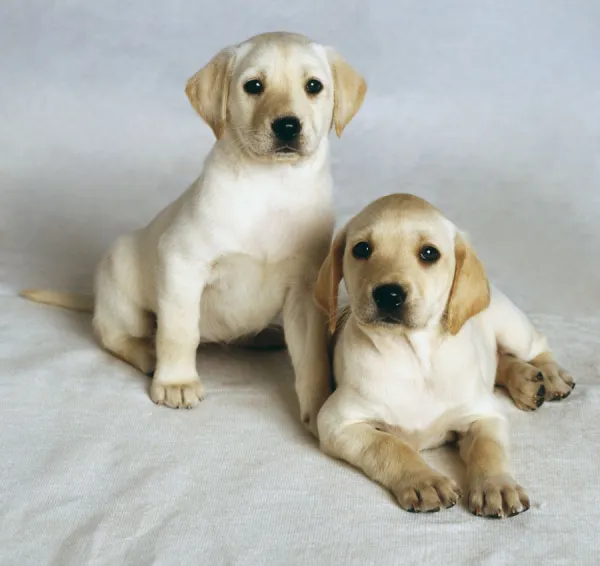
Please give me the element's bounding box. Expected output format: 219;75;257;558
227;134;256;157
233;126;262;136
230;128;276;157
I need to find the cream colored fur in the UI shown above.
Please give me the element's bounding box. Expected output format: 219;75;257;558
21;32;367;436
314;194;575;516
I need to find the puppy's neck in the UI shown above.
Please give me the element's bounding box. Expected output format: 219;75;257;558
356;316;445;374
404;327;443;375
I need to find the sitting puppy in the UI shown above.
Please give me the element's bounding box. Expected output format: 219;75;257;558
314;194;575;517
20;32;366;435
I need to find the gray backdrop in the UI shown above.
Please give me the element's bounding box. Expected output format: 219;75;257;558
1;1;599;565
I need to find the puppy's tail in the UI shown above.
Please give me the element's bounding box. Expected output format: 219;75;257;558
20;289;94;313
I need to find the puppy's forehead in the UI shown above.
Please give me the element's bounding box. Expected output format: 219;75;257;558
233;34;329;78
348;194;456;246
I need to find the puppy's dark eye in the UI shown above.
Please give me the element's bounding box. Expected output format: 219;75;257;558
419;246;441;263
243;80;264;95
352;241;372;260
305;79;323;95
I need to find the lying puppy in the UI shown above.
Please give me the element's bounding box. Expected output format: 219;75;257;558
314;194;575;517
21;32;366;435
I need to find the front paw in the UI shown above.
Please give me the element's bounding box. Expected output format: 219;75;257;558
530;355;576;402
468;474;529;518
150;379;205;409
392;473;462;513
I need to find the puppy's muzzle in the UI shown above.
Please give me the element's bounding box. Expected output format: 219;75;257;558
372;283;407;323
271;115;301;151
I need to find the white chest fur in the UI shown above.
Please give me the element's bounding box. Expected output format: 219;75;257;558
175;143;335;341
193;145;334;262
335;316;499;436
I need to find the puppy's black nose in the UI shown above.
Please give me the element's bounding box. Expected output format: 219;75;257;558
271;116;301;142
372;284;407;312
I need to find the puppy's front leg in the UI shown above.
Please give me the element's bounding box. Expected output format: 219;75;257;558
318;411;461;512
460;417;529;518
151;256;206;409
283;283;331;437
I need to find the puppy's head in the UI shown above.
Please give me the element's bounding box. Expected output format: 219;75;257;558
314;194;490;335
185;32;366;161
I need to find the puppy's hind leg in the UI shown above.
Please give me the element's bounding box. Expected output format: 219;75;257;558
94;312;156;376
528;352;575;402
490;288;575;405
100;333;156;376
93;283;156;376
496;353;546;411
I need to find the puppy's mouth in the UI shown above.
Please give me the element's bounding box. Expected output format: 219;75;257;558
272;140;304;156
272;135;306;157
355;309;408;328
371;308;417;328
355;296;423;331
377;314;404;325
275;145;298;154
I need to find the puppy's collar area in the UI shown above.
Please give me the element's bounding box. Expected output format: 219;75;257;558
405;329;443;376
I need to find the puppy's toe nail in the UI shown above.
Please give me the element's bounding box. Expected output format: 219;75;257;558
571;382;576;390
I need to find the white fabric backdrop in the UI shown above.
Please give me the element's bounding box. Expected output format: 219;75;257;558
1;1;599;564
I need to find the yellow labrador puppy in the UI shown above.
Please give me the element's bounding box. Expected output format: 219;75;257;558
314;194;575;517
21;32;366;436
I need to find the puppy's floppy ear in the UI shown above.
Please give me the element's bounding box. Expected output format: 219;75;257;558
444;232;491;335
327;49;367;137
314;228;347;334
186;48;236;139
